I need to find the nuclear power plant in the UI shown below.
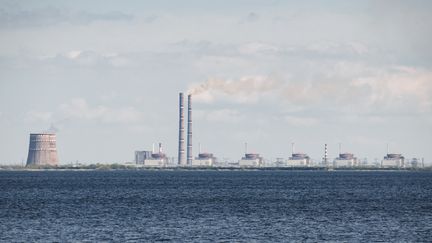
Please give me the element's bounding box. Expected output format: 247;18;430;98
132;92;424;169
19;93;426;169
26;133;59;166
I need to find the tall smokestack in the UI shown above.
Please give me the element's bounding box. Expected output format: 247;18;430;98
178;93;186;165
324;143;328;166
187;94;192;165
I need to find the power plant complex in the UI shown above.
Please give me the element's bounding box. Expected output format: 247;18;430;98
130;92;424;169
24;92;426;169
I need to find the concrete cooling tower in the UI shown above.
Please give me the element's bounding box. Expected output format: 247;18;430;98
26;133;59;166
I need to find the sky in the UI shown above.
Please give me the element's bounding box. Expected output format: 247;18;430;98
0;0;431;165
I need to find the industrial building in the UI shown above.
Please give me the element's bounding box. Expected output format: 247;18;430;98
274;158;285;167
334;153;358;167
285;143;311;167
192;153;216;166
135;151;152;164
410;158;425;168
142;143;168;167
404;158;422;168
26;133;59;166
381;154;405;168
239;153;263;167
287;153;311;167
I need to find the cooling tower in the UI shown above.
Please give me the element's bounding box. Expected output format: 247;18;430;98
26;133;59;166
178;93;186;165
187;94;192;165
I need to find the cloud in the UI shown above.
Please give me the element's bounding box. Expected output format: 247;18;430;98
280;66;432;115
199;109;244;123
352;66;432;112
240;12;260;23
0;7;133;29
59;98;145;124
40;50;134;68
46;123;59;133
306;41;369;56
283;116;318;126
238;42;280;55
142;15;158;23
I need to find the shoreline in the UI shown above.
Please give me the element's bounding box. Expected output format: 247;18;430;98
1;165;431;172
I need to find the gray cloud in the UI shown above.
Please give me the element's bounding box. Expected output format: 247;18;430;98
244;12;260;22
0;7;133;29
38;50;136;68
59;98;145;124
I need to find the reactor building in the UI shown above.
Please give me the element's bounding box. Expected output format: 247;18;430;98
140;143;168;167
192;153;216;166
334;153;358;167
286;143;310;167
287;153;311;167
239;153;263;167
26;133;59;166
381;153;405;168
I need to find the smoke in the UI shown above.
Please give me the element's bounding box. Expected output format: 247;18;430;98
188;76;281;103
45;123;59;133
187;67;432;114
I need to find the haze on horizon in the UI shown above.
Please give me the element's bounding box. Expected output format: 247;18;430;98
0;0;431;165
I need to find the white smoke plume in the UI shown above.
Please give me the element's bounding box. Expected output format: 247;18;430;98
188;76;281;103
187;67;432;114
46;123;59;133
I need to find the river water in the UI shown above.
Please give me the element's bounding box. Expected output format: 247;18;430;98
1;170;431;242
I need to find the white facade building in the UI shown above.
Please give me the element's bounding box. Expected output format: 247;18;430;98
192;153;215;167
286;153;310;167
239;153;263;167
334;153;357;167
381;154;404;168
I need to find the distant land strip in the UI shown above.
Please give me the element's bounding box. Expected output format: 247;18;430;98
1;164;432;171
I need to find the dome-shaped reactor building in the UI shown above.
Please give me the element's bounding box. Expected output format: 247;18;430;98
26;133;59;166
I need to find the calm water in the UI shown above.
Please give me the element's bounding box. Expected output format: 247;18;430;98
0;170;431;242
